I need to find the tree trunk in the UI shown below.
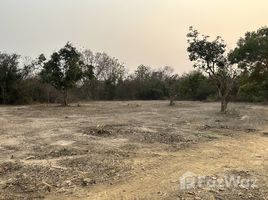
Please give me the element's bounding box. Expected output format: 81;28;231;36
220;97;228;113
63;89;68;106
169;96;175;106
218;85;229;113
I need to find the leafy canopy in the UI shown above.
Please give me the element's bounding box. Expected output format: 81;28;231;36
40;43;92;91
229;27;268;71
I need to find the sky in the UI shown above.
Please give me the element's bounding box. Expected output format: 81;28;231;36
0;0;268;74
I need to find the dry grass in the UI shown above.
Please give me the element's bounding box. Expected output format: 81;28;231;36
0;101;267;199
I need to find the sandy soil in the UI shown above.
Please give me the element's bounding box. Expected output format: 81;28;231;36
0;101;267;200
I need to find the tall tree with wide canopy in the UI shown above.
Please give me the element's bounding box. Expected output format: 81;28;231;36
229;27;268;100
40;43;90;106
187;27;238;113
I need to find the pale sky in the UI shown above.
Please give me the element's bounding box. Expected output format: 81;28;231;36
0;0;267;74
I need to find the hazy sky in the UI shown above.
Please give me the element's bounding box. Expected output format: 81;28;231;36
0;0;267;74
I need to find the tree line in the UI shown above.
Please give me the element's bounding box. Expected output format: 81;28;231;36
0;27;267;112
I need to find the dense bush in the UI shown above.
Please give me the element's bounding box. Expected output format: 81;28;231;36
177;71;217;101
0;55;265;105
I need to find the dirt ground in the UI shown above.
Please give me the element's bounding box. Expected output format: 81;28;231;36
0;101;267;200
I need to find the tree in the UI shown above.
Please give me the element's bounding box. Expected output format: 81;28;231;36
0;53;21;104
187;27;238;113
134;65;152;81
133;65;165;100
154;66;180;106
40;43;87;106
229;27;268;101
165;74;180;106
81;50;125;100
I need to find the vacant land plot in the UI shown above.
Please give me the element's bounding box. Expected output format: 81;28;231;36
0;101;267;200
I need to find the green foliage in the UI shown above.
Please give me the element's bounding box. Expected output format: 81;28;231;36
229;27;268;101
187;27;238;112
178;71;217;101
0;53;21;104
238;82;265;102
40;43;84;91
235;71;268;102
187;27;227;73
40;43;91;105
229;27;268;70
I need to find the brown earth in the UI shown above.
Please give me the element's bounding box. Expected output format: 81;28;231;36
0;101;267;200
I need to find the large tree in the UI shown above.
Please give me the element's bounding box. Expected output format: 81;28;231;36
40;43;89;106
229;27;268;101
0;53;21;104
229;27;268;71
187;27;238;113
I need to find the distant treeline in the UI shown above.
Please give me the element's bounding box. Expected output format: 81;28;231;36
0;27;267;105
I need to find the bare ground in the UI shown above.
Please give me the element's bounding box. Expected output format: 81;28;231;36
0;101;267;200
